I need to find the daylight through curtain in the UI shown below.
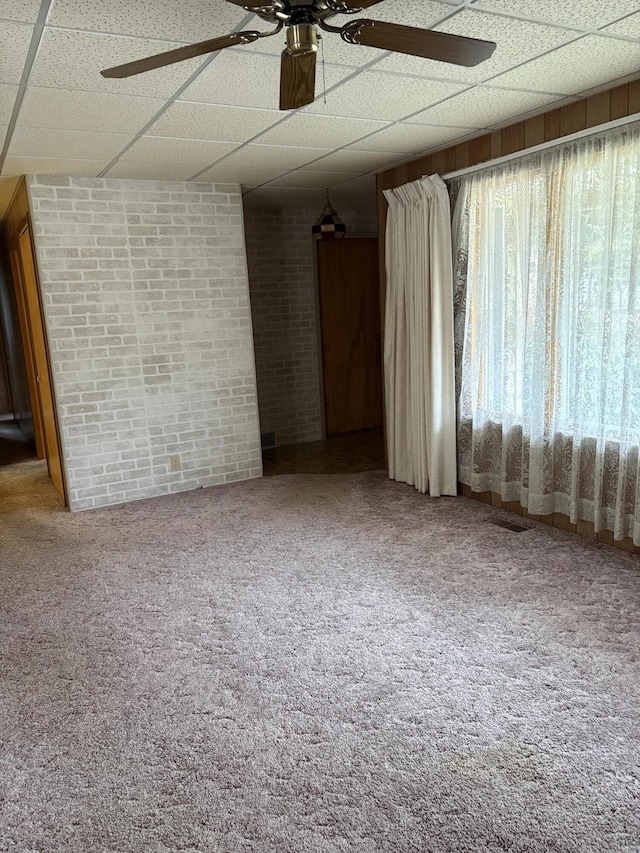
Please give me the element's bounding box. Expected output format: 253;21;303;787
454;123;640;544
383;175;457;496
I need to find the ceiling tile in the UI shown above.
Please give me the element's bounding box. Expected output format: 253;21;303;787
375;10;576;84
148;101;282;142
211;143;333;171
180;50;355;110
1;1;41;23
17;87;167;133
48;0;246;43
0;21;33;85
105;161;204;181
305;72;466;120
410;86;559;126
9;127;133;159
120;136;238;168
265;170;361;189
601;11;640;37
29;29;209;98
242;186;317;209
0;176;19;195
1;155;109;177
0;84;18;125
347;122;477;154
332;0;456;27
488;35;640;95
471;0;638;28
314;174;377;207
300;149;404;172
251;113;388;148
196;165;288;184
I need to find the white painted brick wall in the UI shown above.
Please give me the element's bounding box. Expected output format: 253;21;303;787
244;203;377;447
28;176;262;511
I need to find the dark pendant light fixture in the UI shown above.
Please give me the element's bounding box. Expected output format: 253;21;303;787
312;190;347;240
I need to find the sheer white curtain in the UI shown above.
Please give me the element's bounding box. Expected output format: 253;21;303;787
455;123;640;543
383;175;457;496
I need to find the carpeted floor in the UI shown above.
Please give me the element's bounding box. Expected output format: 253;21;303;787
1;461;639;852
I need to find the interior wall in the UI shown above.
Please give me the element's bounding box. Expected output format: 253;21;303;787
244;202;377;448
28;176;262;511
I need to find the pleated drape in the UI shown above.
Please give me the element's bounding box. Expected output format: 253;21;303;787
383;175;457;496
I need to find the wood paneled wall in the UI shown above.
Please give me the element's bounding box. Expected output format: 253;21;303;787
376;80;640;556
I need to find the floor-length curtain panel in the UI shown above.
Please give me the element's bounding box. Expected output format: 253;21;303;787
455;123;640;544
383;175;457;496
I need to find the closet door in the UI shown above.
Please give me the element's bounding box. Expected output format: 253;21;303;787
317;238;383;435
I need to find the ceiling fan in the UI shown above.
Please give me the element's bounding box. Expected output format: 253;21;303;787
101;0;496;110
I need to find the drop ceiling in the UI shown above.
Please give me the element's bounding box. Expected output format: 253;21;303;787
1;0;640;217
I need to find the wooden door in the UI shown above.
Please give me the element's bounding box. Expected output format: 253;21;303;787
18;225;66;500
317;238;382;435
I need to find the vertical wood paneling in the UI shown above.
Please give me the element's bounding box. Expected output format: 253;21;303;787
444;146;457;173
524;115;545;148
629;79;640;114
610;84;629;119
408;160;424;183
469;134;491;166
544;108;561;141
559;100;587;136
586;91;610;127
501;121;525;155
490;130;502;158
455;141;470;170
431;149;446;174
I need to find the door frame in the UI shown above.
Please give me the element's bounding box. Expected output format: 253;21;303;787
16;216;68;505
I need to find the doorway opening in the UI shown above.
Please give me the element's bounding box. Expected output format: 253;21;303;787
261;236;386;476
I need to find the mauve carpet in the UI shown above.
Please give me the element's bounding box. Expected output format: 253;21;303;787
1;462;639;852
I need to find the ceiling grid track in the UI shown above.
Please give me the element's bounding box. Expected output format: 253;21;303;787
0;0;55;174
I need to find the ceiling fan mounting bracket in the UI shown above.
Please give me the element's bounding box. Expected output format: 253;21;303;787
340;18;372;43
288;4;317;24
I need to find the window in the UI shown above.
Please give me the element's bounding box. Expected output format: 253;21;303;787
454;123;640;543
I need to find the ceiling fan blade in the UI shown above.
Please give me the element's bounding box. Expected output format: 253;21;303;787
101;31;260;78
279;50;316;110
341;20;496;66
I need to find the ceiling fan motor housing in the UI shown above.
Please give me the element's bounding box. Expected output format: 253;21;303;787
285;23;319;55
